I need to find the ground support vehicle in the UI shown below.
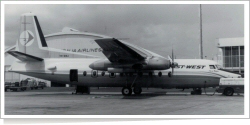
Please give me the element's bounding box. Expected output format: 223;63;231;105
7;82;26;91
216;78;244;96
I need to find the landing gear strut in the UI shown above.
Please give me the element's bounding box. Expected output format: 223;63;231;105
191;88;202;95
72;86;90;94
122;73;143;96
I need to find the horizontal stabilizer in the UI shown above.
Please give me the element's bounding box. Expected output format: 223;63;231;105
7;51;43;61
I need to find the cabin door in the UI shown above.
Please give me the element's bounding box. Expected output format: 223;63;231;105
70;69;78;82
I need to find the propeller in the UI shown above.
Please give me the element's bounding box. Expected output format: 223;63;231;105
167;46;178;77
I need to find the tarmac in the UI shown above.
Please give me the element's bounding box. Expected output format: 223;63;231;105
4;87;244;115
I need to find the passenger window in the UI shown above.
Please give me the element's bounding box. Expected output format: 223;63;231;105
158;72;162;77
93;71;97;76
101;71;105;76
83;71;87;76
91;70;98;77
109;73;116;78
138;72;143;77
209;65;216;69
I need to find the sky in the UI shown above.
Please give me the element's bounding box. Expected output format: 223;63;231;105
4;4;244;59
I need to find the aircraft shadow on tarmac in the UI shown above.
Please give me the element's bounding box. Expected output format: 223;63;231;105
121;92;190;99
25;91;189;99
23;91;243;99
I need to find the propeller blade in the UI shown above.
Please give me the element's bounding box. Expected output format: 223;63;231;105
172;65;174;75
172;46;174;75
167;55;172;62
172;47;174;64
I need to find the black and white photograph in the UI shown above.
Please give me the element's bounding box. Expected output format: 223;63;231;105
1;1;249;124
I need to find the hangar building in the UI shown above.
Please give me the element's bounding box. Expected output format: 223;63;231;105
5;27;108;87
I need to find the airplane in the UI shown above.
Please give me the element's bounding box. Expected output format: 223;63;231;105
7;13;241;96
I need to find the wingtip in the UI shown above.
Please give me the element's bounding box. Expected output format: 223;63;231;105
21;12;35;17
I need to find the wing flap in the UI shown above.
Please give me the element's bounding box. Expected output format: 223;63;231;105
7;51;43;62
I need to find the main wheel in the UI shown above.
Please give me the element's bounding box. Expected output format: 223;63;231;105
133;87;142;95
196;89;202;95
122;87;132;96
224;88;234;96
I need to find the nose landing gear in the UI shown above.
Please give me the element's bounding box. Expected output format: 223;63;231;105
191;88;202;95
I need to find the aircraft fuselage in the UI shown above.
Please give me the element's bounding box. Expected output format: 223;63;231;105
10;58;240;88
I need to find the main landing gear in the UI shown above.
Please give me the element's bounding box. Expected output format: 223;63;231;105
121;87;142;96
133;87;142;95
191;88;202;95
72;86;90;94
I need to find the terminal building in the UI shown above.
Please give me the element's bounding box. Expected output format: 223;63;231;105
216;37;244;74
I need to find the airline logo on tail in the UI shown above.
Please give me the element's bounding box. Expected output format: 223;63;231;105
19;30;34;46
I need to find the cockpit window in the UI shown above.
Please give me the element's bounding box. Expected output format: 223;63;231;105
216;65;223;69
209;65;216;69
215;65;218;69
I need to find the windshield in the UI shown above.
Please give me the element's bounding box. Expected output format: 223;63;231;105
215;65;223;69
209;65;216;69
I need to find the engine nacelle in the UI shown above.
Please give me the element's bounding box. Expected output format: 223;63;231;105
144;56;171;70
89;56;171;71
89;59;111;71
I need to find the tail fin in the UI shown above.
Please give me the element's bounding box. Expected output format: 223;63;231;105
17;13;49;58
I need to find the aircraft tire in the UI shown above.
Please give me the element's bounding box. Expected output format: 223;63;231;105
224;88;234;96
122;87;132;96
133;87;142;95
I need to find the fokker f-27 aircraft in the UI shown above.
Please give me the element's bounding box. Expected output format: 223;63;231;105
8;13;241;96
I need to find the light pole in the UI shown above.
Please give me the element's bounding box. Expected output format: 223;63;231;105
200;4;203;59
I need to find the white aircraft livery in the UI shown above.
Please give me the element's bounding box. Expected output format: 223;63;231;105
7;13;241;96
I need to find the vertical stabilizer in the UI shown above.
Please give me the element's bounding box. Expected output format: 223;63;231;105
18;13;49;58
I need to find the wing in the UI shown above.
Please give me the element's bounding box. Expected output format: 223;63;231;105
95;38;147;63
7;51;43;61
